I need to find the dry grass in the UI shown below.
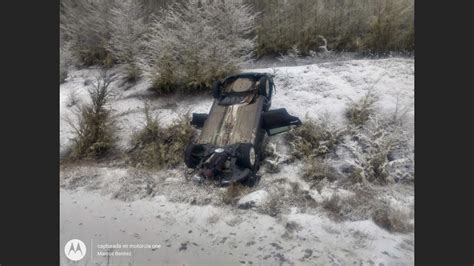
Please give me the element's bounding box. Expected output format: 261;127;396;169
111;171;156;202
128;104;196;169
258;193;284;217
321;186;413;233
221;183;251;205
345;90;377;126
257;183;317;217
347;117;412;184
207;213;220;224
372;205;413;233
322;187;376;222
286;116;344;160
302;158;338;186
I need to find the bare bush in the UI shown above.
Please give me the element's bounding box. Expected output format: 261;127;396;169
128;105;197;169
141;0;256;94
66;71;116;159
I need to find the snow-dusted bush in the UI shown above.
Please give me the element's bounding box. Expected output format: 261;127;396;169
364;0;415;53
66;71;116;159
254;0;414;55
141;0;256;94
346;116;414;184
129;105;196;169
59;42;75;83
61;0;115;66
107;0;147;81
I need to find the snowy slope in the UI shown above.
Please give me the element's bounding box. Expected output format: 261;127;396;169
60;57;414;265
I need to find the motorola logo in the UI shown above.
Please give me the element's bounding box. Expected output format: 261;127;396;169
64;239;87;261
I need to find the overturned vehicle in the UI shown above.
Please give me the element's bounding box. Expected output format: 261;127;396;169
185;73;301;186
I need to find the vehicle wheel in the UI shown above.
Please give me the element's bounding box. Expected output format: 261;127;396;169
236;143;257;170
184;144;201;168
212;80;222;99
258;76;270;98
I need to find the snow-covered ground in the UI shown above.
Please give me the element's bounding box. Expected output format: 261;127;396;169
60;57;414;265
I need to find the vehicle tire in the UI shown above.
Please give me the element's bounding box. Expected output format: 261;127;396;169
212;80;222;99
184;144;201;168
236;143;257;170
258;76;270;99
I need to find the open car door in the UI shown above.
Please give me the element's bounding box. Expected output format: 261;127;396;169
262;108;302;136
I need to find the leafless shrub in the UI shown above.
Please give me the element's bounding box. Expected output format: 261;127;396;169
66;71;116;159
128;104;197;169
